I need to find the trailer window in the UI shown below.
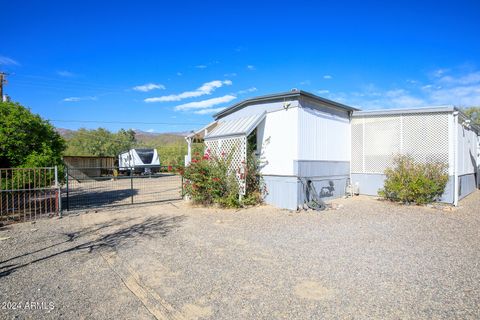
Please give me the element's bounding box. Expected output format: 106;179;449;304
136;150;154;164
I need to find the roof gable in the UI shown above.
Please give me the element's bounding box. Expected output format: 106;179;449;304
214;90;359;120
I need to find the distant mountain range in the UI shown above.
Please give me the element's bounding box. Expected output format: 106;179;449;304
56;128;190;145
133;129;190;137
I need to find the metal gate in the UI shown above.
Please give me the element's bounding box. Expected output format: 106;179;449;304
0;167;60;223
63;165;183;210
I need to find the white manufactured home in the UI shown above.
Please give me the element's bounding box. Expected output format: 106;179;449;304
186;90;480;210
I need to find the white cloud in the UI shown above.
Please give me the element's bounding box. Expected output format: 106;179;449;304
438;71;480;85
425;70;480;106
336;70;480;109
236;87;257;95
323;75;333;80
384;89;426;108
145;80;232;103
194;107;227;115
195;65;207;69
317;89;330;95
331;68;480;109
57;70;76;77
428;84;480;106
63;96;97;102
0;56;19;66
133;83;166;92
174;95;236;111
146;129;155;133
432;68;449;78
176;72;183;76
300;80;311;85
247;65;256;71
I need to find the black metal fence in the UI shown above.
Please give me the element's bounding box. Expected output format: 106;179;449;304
0;167;60;223
64;166;183;210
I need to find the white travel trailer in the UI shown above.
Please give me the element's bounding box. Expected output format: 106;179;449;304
118;148;160;173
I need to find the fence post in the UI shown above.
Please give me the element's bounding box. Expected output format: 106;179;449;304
130;169;134;204
65;166;70;211
55;166;62;217
181;174;184;197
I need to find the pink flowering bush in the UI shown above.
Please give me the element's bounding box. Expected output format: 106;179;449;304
180;149;263;208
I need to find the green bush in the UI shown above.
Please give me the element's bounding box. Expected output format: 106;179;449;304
378;155;448;205
0;101;65;168
180;150;264;208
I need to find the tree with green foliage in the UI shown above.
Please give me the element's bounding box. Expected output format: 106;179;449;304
0;101;65;168
65;128;136;157
463;106;480;125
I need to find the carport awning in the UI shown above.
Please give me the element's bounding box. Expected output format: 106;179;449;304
204;112;266;140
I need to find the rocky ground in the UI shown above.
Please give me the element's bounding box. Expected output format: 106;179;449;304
1;192;479;319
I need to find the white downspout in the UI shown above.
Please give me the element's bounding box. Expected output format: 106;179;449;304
453;111;459;206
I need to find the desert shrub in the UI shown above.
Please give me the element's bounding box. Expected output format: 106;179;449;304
180;150;264;208
378;155;448;205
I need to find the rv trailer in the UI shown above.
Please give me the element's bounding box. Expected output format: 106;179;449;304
118;148;160;174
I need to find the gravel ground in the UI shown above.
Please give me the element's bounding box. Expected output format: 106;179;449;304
1;191;479;319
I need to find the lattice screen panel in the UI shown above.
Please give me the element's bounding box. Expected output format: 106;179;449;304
205;136;247;195
351;121;364;172
364;116;401;173
402;113;449;165
351;112;450;174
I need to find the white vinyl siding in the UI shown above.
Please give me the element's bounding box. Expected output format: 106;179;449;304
297;107;350;161
257;108;298;176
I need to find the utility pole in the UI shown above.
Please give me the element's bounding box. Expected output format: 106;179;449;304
0;72;7;102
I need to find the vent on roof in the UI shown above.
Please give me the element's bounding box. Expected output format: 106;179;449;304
291;88;298;92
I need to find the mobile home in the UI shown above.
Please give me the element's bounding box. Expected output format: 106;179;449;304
186;90;480;210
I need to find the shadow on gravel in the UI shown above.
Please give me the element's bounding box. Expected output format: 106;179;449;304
0;217;137;266
64;188;138;210
0;215;185;278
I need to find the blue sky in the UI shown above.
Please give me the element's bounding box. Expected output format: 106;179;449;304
1;0;479;133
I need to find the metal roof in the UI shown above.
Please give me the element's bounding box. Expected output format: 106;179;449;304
214;90;359;119
185;121;218;140
205;112;266;140
352;106;456;117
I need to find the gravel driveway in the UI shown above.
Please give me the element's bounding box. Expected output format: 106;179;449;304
1;191;479;319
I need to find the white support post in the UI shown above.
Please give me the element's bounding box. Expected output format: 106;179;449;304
185;137;192;166
453;111;459;206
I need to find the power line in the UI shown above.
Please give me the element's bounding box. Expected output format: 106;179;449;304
48;119;205;126
13;74;126;91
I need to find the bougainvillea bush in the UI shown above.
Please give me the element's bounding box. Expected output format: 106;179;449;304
179;150;264;208
378;155;448;205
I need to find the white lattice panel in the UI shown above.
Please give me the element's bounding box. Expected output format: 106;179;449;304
351;113;450;174
402;113;449;165
364;116;401;173
351;121;364;172
205;136;247;195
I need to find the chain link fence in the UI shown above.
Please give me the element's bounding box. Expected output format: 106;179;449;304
64;165;183;210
